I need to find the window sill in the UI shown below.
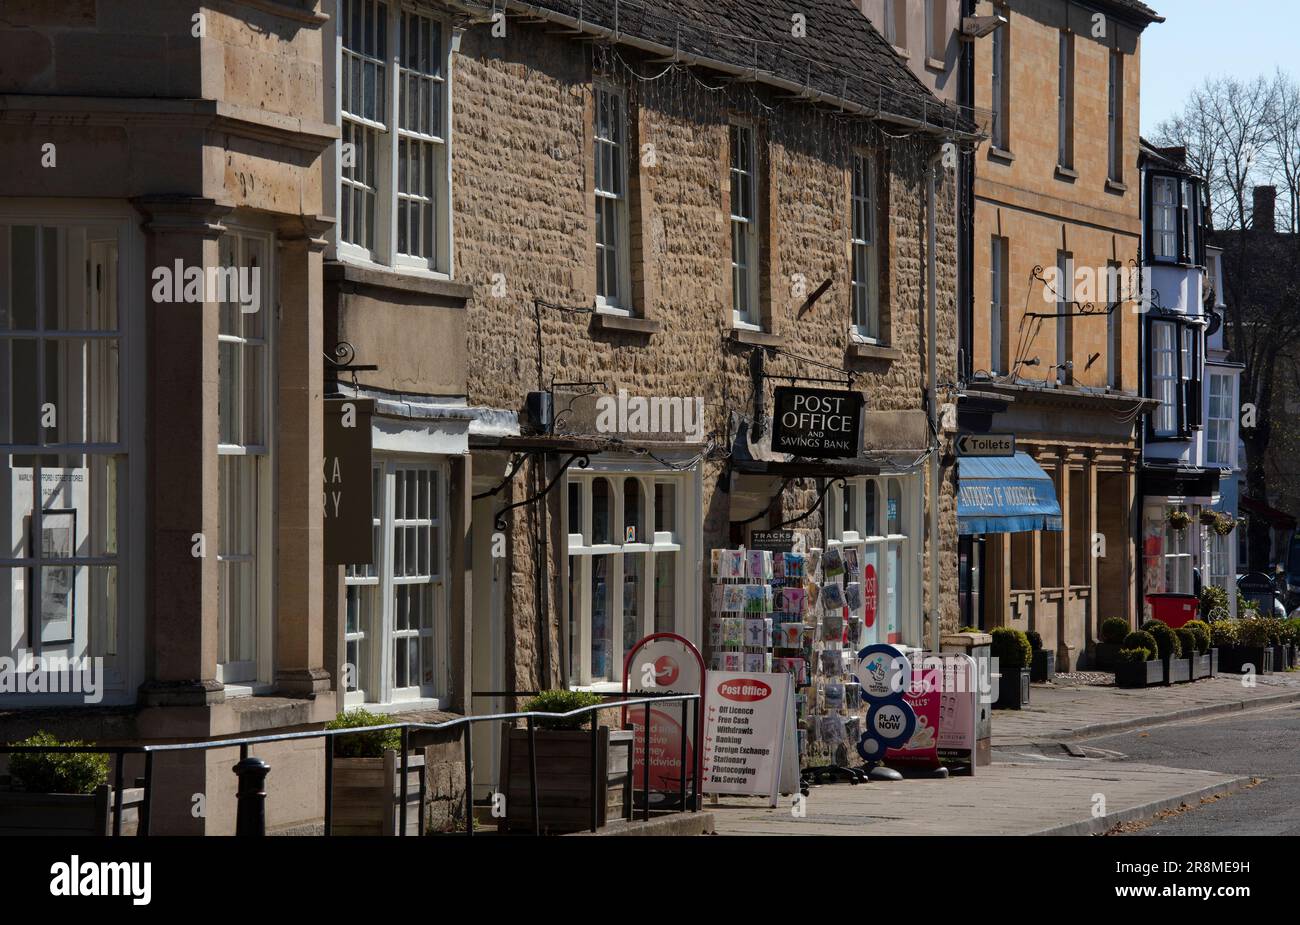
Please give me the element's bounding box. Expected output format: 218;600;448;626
925;56;946;72
729;328;787;349
1105;178;1128;194
1054;164;1078;182
849;341;902;363
592;312;660;336
891;45;910;59
987;146;1014;164
324;259;473;302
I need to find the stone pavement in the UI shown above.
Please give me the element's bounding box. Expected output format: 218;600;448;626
992;672;1300;745
706;671;1300;836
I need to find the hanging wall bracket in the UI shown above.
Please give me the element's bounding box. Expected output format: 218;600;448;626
493;452;591;531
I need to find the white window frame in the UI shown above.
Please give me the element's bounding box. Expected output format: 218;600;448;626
729;122;761;330
925;0;944;60
346;457;450;708
1163;504;1194;594
216;228;275;690
1207;371;1234;467
850;152;880;342
564;462;699;689
1150;319;1178;437
334;0;453;278
344;464;383;706
594;81;633;314
825;474;922;648
0;204;145;705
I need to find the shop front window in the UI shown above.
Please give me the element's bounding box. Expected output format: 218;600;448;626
343;460;448;706
1164;506;1193;594
826;474;919;646
1;220;128;680
566;468;692;686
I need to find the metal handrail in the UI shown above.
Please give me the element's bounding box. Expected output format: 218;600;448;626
0;693;703;837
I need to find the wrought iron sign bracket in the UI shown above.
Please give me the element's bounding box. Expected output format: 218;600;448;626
773;477;847;529
324;342;379;390
493;452;591;531
472;453;528;501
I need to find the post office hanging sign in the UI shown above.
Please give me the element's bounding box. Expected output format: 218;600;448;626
770;386;863;459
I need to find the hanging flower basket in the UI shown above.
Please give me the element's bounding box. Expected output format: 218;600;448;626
1199;510;1220;526
1212;512;1237;536
1168;510;1191;530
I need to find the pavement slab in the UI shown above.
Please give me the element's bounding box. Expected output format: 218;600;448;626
707;756;1246;835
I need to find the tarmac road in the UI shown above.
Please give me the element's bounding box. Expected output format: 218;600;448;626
1087;703;1300;836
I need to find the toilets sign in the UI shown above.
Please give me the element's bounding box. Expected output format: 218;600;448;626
770;386;863;459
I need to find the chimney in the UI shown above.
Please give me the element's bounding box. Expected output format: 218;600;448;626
1253;185;1276;232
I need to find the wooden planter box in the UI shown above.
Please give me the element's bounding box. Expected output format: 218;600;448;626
1031;649;1056;683
1115;659;1164;688
1273;644;1293;670
1219;646;1273;675
1165;656;1192;684
1092;643;1122;671
330;750;424;836
500;726;632;834
1190;653;1212;680
1210;647;1219;676
0;784;143;836
994;667;1030;710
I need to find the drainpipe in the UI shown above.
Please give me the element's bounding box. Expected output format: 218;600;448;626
928;149;944;657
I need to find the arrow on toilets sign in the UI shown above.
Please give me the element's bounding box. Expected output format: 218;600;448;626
956;433;1015;457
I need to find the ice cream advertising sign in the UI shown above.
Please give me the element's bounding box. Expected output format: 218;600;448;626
885;665;942;768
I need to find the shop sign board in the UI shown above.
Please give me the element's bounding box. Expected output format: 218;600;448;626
937;655;979;775
324;398;374;564
700;670;793;805
623;634;705;802
749;529;795;552
885;663;943;768
770;386;863;459
853;644;917;762
956;433;1015;457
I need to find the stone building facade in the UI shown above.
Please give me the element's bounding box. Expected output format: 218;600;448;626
959;0;1162;668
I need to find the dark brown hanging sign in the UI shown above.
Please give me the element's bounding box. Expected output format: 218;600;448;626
770;386;863;459
324;398;374;565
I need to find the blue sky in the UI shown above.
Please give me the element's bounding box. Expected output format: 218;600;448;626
1140;0;1293;134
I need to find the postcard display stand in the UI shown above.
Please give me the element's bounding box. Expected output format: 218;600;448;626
709;546;866;786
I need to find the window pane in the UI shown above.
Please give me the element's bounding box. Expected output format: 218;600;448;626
623;478;642;543
623;553;642;661
654;481;675;538
592;478;611;544
654;552;675;634
591;555;612;679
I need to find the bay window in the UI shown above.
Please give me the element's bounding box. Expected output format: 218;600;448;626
338;0;452;275
1;219;130;690
345;460;449;706
850;153;879;341
1149;172;1202;264
1148;317;1200;438
825;474;921;647
566;467;694;687
217;230;273;687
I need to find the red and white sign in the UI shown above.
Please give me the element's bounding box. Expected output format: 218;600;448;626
700;670;792;802
622;634;704;797
885;665;942;768
863;562;878;629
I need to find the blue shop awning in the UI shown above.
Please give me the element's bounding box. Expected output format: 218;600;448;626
958;452;1062;535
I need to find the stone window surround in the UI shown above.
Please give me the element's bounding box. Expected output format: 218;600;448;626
332;0;455;279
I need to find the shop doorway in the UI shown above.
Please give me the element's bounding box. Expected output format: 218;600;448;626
958;534;985;630
470;492;506;802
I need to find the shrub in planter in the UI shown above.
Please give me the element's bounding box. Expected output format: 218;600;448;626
1199;585;1229;621
1237;593;1260;617
1122;630;1159;660
1024;630;1055;682
1140;619;1181;659
325;709;421;836
1221;619;1275;675
1183;620;1212;654
1209;619;1238;649
1100;617;1130;645
1093;617;1130;669
505;690;630;833
1;732;141;836
1184;619;1215;676
990;627;1032;709
7;732;108;794
1114;644;1164;687
1175;628;1197;659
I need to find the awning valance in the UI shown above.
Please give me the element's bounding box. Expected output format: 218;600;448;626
958;452;1062;535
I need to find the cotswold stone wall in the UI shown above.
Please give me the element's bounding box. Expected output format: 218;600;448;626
452;24;961;687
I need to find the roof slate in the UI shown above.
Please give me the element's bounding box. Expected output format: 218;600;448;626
504;0;976;133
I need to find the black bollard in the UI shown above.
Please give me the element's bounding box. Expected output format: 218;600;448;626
232;755;271;836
